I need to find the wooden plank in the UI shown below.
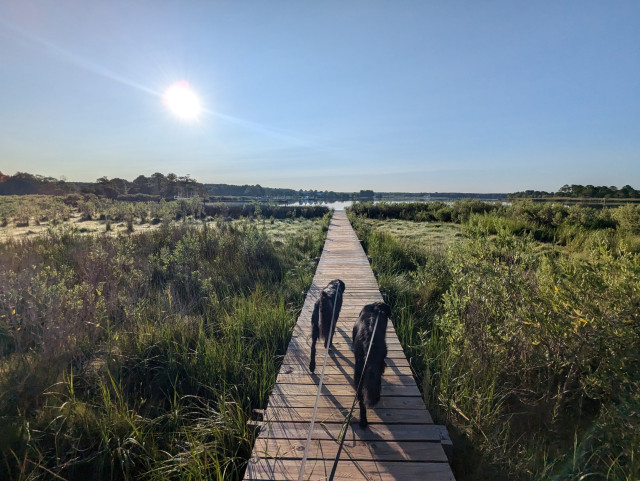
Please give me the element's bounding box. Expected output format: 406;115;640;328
280;356;412;371
264;407;433;425
254;438;447;462
286;340;405;352
292;318;400;329
276;364;415;377
271;383;421;398
245;459;455;481
257;422;447;442
283;349;411;363
275;373;417;387
267;395;428;410
287;337;403;347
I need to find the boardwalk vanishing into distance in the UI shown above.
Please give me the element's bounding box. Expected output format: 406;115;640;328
244;210;455;481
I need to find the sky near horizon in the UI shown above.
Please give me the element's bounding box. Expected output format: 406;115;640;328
0;1;638;193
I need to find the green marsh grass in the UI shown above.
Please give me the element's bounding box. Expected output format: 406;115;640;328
348;202;640;481
0;212;331;480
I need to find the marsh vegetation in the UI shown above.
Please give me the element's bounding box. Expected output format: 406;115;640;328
0;198;330;480
0;195;329;241
348;200;640;481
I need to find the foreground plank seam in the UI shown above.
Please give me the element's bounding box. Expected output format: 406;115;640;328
244;210;455;481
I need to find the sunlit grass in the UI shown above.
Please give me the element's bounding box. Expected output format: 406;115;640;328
348;202;640;481
0;195;330;242
355;217;462;250
236;216;329;245
0;213;330;480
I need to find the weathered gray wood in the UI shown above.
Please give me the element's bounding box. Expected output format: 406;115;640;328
267;395;429;410
264;407;433;425
254;438;448;462
257;422;448;442
271;383;422;398
275;373;417;387
246;459;456;481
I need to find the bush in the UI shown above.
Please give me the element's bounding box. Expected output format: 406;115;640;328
348;200;501;223
203;203;329;220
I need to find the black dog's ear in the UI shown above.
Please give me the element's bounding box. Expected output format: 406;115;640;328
380;303;391;317
338;280;346;292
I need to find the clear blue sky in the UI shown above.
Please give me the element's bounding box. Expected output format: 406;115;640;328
1;1;638;192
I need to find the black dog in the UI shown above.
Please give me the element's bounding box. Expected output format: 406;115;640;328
352;301;391;428
309;279;345;373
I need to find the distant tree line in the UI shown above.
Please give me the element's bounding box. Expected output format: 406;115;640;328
205;183;352;201
0;171;363;201
0;171;206;199
206;183;296;198
92;173;206;199
0;172;74;196
510;184;639;199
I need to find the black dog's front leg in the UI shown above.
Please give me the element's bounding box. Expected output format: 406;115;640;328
309;303;320;373
354;355;368;428
309;336;317;373
358;396;368;428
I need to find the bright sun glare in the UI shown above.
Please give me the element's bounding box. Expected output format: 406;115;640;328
162;81;202;120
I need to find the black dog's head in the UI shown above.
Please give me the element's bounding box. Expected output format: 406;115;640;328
325;279;345;297
373;301;391;318
359;301;390;321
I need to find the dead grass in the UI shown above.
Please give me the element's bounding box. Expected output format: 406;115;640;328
357;218;463;250
244;217;326;244
0;214;161;241
0;213;323;244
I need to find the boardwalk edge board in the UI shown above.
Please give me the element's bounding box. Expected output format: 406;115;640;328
243;211;455;480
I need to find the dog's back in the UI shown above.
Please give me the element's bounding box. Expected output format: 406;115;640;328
308;279;345;373
318;279;345;341
352;302;390;426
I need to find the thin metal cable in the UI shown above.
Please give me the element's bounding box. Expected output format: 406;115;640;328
297;287;341;481
328;310;381;481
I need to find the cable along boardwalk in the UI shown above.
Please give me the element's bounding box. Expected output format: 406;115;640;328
244;210;455;481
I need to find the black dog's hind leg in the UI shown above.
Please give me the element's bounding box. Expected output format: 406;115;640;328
358;397;368;429
354;351;368;428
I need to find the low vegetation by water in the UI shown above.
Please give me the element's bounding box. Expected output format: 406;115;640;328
347;200;640;481
0;211;330;480
0;195;330;242
351;217;462;250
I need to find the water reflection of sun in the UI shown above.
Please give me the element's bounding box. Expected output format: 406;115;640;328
162;81;201;120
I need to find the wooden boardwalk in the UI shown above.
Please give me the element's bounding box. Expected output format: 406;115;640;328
244;210;455;481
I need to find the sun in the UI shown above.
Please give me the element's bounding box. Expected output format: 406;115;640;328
162;81;202;120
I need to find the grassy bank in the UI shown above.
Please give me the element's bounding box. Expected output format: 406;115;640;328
347;202;640;481
0;213;330;480
0;195;330;241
